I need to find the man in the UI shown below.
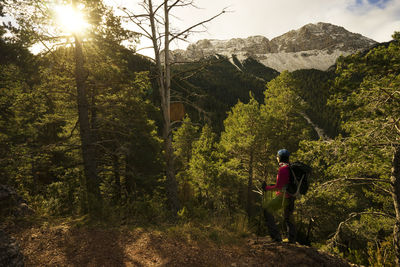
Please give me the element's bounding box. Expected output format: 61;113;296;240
262;149;296;243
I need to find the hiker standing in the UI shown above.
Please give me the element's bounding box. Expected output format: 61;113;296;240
262;149;296;243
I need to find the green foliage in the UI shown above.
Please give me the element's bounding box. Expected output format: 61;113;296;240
221;96;264;156
240;56;280;81
220;95;266;215
295;33;400;265
296;138;394;261
221;96;266;170
171;55;276;132
368;235;395;267
0;0;164;220
189;125;222;207
291;69;339;137
173;116;200;172
262;71;314;156
178;122;245;219
173;116;200;205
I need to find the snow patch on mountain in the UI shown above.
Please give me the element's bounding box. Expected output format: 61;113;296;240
256;49;354;72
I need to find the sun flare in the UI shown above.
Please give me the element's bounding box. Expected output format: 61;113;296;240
54;5;89;35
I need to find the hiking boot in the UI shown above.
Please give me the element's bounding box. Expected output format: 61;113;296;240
282;238;296;244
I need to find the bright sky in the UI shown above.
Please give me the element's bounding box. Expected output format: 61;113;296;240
105;0;400;57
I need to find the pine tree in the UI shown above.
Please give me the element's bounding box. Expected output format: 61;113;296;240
188;124;221;210
262;71;313;155
173;116;200;204
220;95;266;217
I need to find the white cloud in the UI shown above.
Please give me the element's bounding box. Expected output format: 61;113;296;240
106;0;400;55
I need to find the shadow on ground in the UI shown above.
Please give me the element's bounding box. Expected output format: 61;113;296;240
12;225;351;267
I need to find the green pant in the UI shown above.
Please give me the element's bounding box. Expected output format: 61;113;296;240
263;192;296;242
262;191;287;213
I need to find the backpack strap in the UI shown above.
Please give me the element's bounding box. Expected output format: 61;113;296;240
289;165;304;198
293;174;305;197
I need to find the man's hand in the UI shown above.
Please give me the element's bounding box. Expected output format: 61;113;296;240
261;181;267;192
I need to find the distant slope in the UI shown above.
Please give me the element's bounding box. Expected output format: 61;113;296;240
240;56;280;81
291;69;339;138
171;55;279;132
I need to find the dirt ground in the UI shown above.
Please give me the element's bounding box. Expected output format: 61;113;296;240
6;222;353;267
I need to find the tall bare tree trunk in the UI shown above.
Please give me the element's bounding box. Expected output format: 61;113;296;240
163;0;180;214
147;0;180;214
73;31;100;215
391;146;400;266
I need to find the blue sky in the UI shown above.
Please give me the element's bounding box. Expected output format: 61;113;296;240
357;0;391;8
353;0;392;10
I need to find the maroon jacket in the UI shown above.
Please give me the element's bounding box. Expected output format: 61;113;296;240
265;162;291;198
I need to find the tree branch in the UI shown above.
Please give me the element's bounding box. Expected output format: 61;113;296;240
153;1;166;15
168;0;182;11
314;177;391;191
169;8;227;42
119;8;153;40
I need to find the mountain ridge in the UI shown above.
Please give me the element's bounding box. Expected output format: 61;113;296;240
168;22;377;71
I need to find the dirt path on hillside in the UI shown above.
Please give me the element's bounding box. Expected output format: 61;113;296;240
10;225;351;267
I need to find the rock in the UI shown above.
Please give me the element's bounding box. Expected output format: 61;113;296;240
166;22;377;72
0;230;24;267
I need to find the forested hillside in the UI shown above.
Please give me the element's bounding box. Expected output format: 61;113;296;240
1;0;400;266
169;55;279;132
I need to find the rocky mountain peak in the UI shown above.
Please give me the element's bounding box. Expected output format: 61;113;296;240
270;22;376;53
168;22;377;71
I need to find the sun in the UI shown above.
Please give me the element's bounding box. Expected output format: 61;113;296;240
54;5;89;35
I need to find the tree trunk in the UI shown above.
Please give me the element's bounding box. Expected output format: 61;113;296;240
73;32;100;216
31;156;37;195
247;152;254;217
164;132;180;213
163;0;180;214
113;155;121;204
79;172;88;214
391;146;400;267
147;0;180;214
124;154;134;197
